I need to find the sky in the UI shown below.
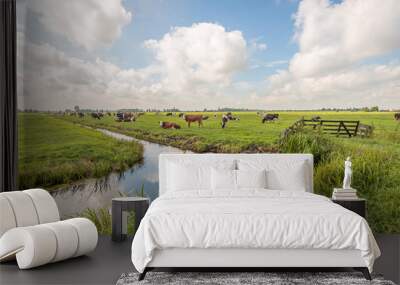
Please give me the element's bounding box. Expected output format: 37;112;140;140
17;0;400;111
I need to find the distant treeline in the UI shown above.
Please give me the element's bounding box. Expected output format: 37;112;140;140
18;105;399;113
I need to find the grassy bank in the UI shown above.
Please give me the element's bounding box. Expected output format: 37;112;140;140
280;130;400;233
18;113;143;189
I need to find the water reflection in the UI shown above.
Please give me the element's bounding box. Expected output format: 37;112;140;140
52;129;191;218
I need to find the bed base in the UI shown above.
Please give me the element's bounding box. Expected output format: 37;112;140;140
138;267;371;281
138;248;372;281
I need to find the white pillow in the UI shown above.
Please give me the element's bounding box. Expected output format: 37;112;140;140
238;160;307;191
236;169;267;189
167;159;236;192
167;162;210;191
211;168;236;191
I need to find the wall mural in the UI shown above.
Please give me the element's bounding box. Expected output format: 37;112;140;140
16;0;400;234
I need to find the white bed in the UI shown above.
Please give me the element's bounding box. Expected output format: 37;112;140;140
131;154;380;280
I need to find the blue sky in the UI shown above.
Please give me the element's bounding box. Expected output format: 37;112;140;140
18;0;400;110
106;0;298;80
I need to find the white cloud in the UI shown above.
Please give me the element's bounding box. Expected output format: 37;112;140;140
249;37;268;51
256;43;267;51
264;63;400;109
21;42;164;110
251;59;288;69
290;0;400;77
29;0;132;50
144;23;247;93
260;0;400;109
20;23;249;110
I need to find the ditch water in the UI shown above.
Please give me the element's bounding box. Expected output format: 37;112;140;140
51;128;191;218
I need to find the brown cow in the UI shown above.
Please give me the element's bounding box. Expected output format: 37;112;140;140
183;114;204;127
160;121;181;129
395;113;400;120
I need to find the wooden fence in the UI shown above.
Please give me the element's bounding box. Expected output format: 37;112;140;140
302;119;360;137
281;118;372;140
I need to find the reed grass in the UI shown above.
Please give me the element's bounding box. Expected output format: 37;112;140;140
280;131;400;233
81;207;136;236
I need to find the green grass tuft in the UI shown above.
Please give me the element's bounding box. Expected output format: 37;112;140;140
81;207;136;236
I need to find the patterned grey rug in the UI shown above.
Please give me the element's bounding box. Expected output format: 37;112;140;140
116;272;395;285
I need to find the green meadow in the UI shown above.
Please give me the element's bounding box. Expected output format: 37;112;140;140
62;111;399;153
19;111;400;233
60;111;399;233
18;113;143;190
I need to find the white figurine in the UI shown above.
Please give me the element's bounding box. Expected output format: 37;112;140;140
343;156;352;189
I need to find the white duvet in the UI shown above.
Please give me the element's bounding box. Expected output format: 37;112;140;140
131;190;380;273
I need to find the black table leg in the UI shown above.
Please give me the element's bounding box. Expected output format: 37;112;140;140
112;201;123;242
134;202;149;233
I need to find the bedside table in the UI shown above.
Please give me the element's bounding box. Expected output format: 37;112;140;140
332;198;366;218
112;197;150;242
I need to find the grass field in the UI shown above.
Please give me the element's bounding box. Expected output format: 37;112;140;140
18;113;143;189
59;111;400;233
61;111;400;153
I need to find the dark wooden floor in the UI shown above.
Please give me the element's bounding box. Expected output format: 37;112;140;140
1;234;399;285
0;236;133;285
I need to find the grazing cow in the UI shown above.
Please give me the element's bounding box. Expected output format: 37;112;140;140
160;121;181;129
202;116;209;120
395;113;400;121
116;112;124;121
91;112;102;120
358;124;373;137
116;112;135;122
166;112;173;116
221;112;239;128
311;115;321;121
221;114;229;128
183;114;204;127
178;112;185;118
78;112;85;118
106;112;112;116
227;112;240;120
262;113;279;123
